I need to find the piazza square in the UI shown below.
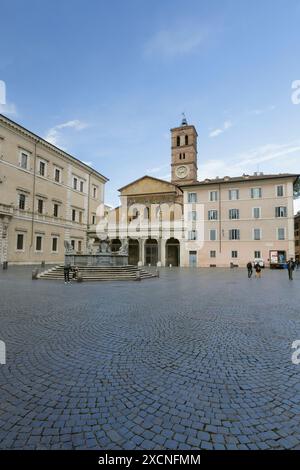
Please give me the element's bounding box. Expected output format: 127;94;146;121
0;266;300;451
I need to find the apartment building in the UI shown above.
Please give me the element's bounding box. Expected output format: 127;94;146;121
181;174;298;267
0;114;108;265
295;211;300;261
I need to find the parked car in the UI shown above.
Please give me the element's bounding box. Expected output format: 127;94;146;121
253;258;265;268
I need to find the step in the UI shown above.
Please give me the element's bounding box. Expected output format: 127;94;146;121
38;264;157;281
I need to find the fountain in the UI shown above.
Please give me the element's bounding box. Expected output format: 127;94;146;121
64;237;129;267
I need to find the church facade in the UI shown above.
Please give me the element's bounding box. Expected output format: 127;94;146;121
108;118;298;268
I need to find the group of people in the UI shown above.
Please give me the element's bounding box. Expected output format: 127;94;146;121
63;264;79;284
247;258;298;280
247;261;262;279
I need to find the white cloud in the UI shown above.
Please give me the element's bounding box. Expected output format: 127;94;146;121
44;119;88;147
144;25;209;58
248;105;276;116
209;120;233;138
201;141;300;179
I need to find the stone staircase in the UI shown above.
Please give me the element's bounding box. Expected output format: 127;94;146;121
37;265;157;281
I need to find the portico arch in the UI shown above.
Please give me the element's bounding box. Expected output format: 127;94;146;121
145;238;158;266
128;238;139;265
166;238;180;267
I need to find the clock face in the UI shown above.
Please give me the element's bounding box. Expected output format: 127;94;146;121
176;165;189;179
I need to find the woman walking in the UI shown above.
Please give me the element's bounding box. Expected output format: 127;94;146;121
255;263;262;279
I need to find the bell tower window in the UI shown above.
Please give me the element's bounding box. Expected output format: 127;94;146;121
177;136;180;147
185;135;188;145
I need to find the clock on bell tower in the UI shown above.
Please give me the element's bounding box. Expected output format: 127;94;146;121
170;115;198;185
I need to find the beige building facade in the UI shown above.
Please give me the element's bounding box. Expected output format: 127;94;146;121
181;174;297;267
295;211;300;261
0;114;108;265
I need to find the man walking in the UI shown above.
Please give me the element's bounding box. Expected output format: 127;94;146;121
247;261;253;278
64;264;71;284
287;258;295;281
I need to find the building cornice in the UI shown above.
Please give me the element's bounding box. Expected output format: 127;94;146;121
0;113;109;183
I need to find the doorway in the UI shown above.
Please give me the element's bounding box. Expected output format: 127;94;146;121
145;238;158;266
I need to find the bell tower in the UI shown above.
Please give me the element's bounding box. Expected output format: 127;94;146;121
171;115;198;185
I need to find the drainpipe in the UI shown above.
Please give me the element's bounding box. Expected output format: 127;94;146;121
87;171;91;247
30;140;38;251
219;182;222;253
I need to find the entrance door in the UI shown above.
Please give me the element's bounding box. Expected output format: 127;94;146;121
145;239;158;266
128;239;139;265
166;238;180;266
189;251;197;267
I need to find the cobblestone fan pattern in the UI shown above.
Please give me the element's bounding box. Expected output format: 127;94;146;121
0;267;300;450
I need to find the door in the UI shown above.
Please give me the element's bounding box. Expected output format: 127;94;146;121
145;239;158;266
189;251;197;267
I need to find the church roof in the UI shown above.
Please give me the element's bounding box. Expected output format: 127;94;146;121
118;175;182;193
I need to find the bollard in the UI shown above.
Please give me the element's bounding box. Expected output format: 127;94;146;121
2;261;8;270
136;269;141;281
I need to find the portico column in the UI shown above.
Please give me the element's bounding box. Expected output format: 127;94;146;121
157;238;161;266
160;238;166;267
138;238;145;266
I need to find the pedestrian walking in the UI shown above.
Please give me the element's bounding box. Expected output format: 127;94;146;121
296;259;300;270
63;264;71;284
287;258;295;281
247;261;253;278
255;263;262;279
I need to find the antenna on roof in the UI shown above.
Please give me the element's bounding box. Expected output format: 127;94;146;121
181;112;187;126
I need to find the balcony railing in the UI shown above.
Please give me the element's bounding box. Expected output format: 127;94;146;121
0;203;13;217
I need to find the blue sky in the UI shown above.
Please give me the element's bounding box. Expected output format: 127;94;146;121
0;0;300;210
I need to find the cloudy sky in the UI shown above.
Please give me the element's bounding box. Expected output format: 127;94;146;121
0;0;300;210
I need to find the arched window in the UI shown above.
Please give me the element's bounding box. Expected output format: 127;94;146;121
185;135;188;145
177;136;180;147
182;153;185;159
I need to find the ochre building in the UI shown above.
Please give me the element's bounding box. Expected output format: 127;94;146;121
0;114;108;265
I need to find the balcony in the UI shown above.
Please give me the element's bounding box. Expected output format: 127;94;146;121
0;203;13;218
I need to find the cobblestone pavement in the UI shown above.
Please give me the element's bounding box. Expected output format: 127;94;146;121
0;266;300;450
